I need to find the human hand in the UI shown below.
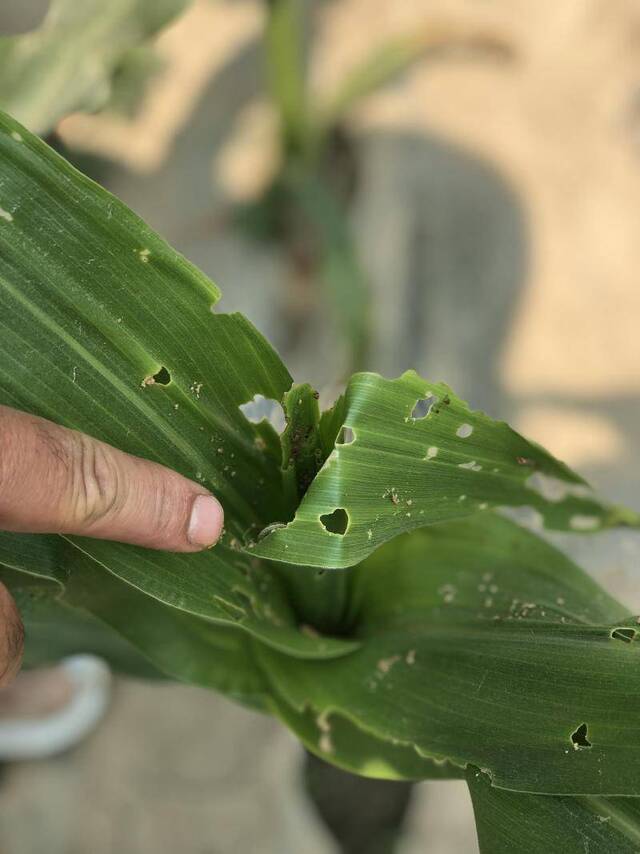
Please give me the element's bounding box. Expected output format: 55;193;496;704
0;405;224;686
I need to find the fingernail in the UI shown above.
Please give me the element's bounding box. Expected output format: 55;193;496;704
188;494;224;548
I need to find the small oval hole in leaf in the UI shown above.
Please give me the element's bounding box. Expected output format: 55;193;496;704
337;426;355;445
411;394;437;420
320;508;349;536
570;723;592;749
611;627;637;643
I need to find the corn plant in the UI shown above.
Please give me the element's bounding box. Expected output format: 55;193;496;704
1;112;640;852
237;0;513;376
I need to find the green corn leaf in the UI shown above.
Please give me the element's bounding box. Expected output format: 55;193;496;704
0;528;359;662
0;107;343;658
63;564;269;708
0;538;270;707
467;767;640;853
0;530;66;587
253;371;640;568
0;564;160;679
268;690;463;782
0;0;189;135
254;514;640;794
1;106;639;834
1;106;636;609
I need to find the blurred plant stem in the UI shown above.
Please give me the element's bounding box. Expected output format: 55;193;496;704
240;2;513;378
264;0;310;160
250;0;371;377
303;750;415;854
293;173;370;372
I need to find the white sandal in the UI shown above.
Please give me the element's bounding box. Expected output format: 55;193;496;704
0;655;111;761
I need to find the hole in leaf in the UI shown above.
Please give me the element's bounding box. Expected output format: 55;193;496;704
239;394;286;434
336;426;355;445
152;366;171;385
320;508;349;536
411;394;437;420
611;627;637;643
570;723;592;749
142;366;171;387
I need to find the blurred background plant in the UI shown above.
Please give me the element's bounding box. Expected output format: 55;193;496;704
232;0;512;375
0;0;190;134
0;0;513;381
1;1;640;853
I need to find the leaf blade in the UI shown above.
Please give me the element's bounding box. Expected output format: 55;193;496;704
253;372;639;568
467;767;640;854
255;515;640;793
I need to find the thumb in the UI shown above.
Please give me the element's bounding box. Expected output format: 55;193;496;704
0;580;23;687
0;406;224;552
